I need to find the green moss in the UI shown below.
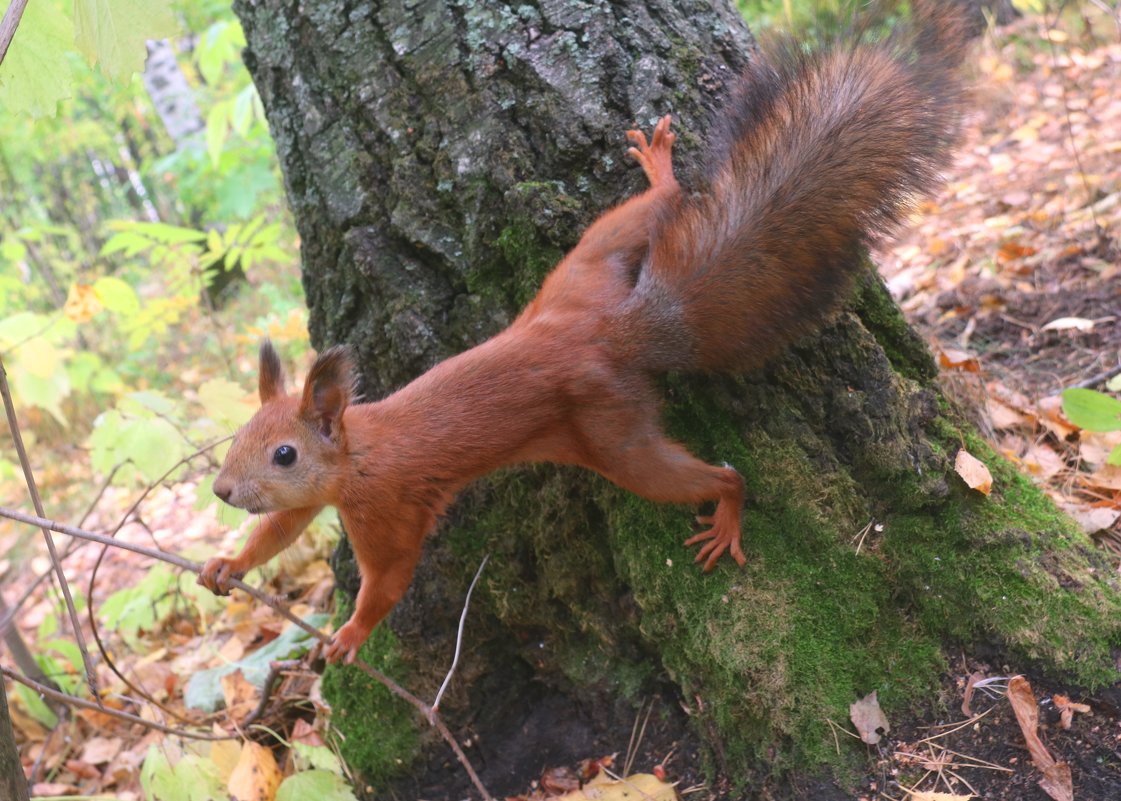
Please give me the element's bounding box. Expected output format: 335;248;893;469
854;270;938;383
320;605;421;785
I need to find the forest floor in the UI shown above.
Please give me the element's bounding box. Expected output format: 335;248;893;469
3;12;1120;801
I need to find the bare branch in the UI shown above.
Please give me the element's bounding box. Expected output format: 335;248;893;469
0;0;30;69
431;554;489;720
0;357;100;700
0;664;231;741
0;504;494;800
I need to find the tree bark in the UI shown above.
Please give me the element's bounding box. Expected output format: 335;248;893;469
1;678;30;801
233;0;1121;797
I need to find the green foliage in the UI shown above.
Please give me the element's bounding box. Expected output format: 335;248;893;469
0;0;178;116
140;746;228;801
184;615;329;712
100;563;179;648
276;771;359;801
1062;387;1121;465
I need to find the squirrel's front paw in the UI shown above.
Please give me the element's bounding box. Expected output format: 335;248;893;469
325;620;372;665
197;557;244;596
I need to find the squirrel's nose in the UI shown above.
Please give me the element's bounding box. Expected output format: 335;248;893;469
213;481;232;504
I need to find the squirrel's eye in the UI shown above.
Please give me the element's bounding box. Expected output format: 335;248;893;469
273;445;297;466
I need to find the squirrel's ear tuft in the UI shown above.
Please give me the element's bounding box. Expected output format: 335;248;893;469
299;345;357;442
259;340;287;403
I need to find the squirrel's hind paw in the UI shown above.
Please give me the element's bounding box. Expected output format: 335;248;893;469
685;515;747;572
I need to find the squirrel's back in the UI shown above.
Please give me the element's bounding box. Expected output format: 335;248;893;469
615;1;971;372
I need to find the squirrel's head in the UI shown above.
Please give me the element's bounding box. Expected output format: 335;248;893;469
213;340;357;512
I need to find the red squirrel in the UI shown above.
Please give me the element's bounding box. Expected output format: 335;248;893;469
200;3;969;664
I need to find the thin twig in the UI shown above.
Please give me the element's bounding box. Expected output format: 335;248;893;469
242;658;303;727
0;357;100;701
85;439;231;726
0;0;30;69
0;504;494;800
430;554;489;721
0;664;231;741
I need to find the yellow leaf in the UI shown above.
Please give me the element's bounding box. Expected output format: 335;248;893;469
228;742;282;801
64;283;103;323
954;449;993;495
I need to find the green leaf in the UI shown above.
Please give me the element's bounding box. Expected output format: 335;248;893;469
276;770;358;801
1062;388;1121;433
93;275;140;316
291;742;344;774
232;85;255;137
141;746;227;801
1109;444;1121;467
118;417;189;482
185;615;329;711
197;377;256;429
100;564;178;646
0;0;75;116
14;685;59;729
206;102;229;168
73;0;179;82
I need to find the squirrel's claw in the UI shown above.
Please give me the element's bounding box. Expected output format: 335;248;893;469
684;515;747;572
198;557;244;596
325;619;371;665
625;115;676;189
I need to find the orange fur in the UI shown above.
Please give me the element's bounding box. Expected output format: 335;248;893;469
199;5;969;663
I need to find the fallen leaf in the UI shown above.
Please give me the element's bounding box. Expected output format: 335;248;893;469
1007;676;1073;801
228;741;282;801
79;736;123;765
911;792;975;801
1053;694;1091;730
31;783;80;796
1063;505;1121;535
988;398;1028;430
962;671;985;717
955;449;993;495
554;772;676;801
1021;444;1065;480
850;690;890;745
1041;316;1095;332
938;347;981;372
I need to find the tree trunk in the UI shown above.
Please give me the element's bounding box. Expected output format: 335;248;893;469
1;679;30;801
232;0;1121;797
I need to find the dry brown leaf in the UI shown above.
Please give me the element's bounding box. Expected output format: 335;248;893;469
1039;395;1078;440
1084;464;1121;492
962;671;985;717
228;742;282;801
910;792;975;801
1063;505;1121;535
554;773;675;801
1039;763;1074;801
1007;676;1073;801
31;783;80;796
78;737;123;766
954;449;993;495
1053;694;1091;730
850;690;890;745
220;669;259;717
1021;444;1065;480
938;347;981;372
988;397;1029;431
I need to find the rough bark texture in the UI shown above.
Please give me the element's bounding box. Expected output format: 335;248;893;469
232;0;1121;797
1;680;30;801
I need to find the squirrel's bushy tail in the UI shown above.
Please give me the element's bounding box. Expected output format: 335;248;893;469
619;0;972;372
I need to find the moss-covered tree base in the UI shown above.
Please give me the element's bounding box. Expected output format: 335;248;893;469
321;274;1121;796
